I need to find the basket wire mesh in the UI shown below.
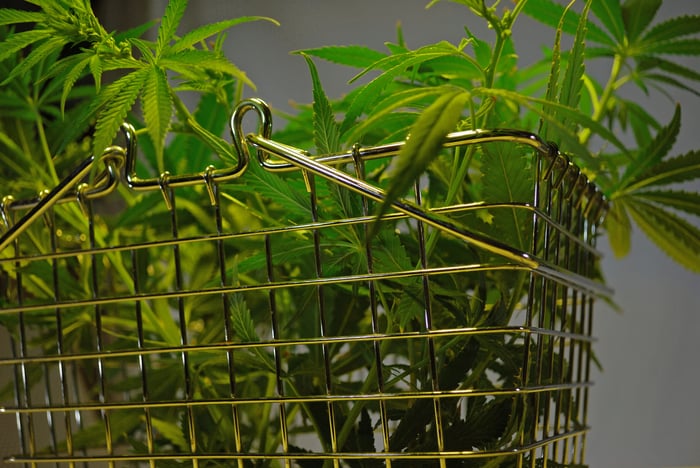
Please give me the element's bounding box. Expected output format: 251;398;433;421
1;98;610;467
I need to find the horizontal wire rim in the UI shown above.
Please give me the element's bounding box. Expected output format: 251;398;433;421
3;427;589;463
0;201;603;265
0;324;595;366
2;380;592;413
0;261;609;317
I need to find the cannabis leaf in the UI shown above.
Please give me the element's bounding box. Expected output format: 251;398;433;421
607;107;700;272
377;88;471;220
301;53;341;154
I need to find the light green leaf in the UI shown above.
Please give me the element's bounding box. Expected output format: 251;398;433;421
297;45;387;68
480;142;534;251
626;199;700;273
557;0;590;132
58;54;91;115
302;54;341;154
151;417;188;450
160;50;254;88
605;200;632;258
92;68;149;159
340;42;465;133
170;16;278;53
88;53;103;92
156;0;187;56
1;35;65;85
642;14;700;43
539;0;572;138
621;0;661;42
636;189;700;217
229;294;277;374
623;149;700;191
232;161;311;224
343;86;446;144
377;89;470;220
0;8;44;25
619;104;680;188
142;66;173;172
476;87;627;165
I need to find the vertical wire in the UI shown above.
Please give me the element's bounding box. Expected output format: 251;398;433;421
6;210;37;467
572;197;587;465
517;152;550;468
353;149;392;467
525;153;553;468
130;244;155;467
306;175;339;467
83;197;114;467
538;153;557;466
412;177;446;467
550;179;567;464
162;183;198;466
210;181;244;468
579;215;596;467
45;210;75;468
264;234;290;468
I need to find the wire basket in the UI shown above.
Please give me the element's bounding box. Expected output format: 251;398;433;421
0;98;610;467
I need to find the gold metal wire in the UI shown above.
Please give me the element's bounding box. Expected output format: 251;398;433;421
1;98;609;467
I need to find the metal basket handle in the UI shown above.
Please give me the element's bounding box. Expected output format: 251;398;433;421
231;98;610;296
0;143;125;253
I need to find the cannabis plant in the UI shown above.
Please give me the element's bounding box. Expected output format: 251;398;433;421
0;0;698;467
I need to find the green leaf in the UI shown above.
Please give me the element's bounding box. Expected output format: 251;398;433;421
477;87;627;164
626;199;700;273
1;35;65;86
229;294;277;374
621;0;661;42
619;104;680;188
624;149;700;191
0;8;44;26
297;45;387;68
92;68;149;159
557;0;590;133
302;54;341;154
151;417;188;450
480;142;534;251
539;0;571;137
142;66;173;172
232;161;311;224
605;199;633;258
637;38;700;56
160;49;254;88
170;16;278;53
343;86;446;144
156;0;187;56
636;189;700;217
340;42;465;133
522;0;615;46
53;54;91;115
642;14;700;43
168;86;232;173
639;56;700;85
377;89;470;220
590;0;626;43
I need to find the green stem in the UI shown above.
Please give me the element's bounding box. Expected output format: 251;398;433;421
33;107;60;186
580;53;624;144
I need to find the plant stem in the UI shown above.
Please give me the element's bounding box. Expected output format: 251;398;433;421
579;53;624;144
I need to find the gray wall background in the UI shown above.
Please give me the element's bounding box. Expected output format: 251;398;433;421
1;1;697;467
